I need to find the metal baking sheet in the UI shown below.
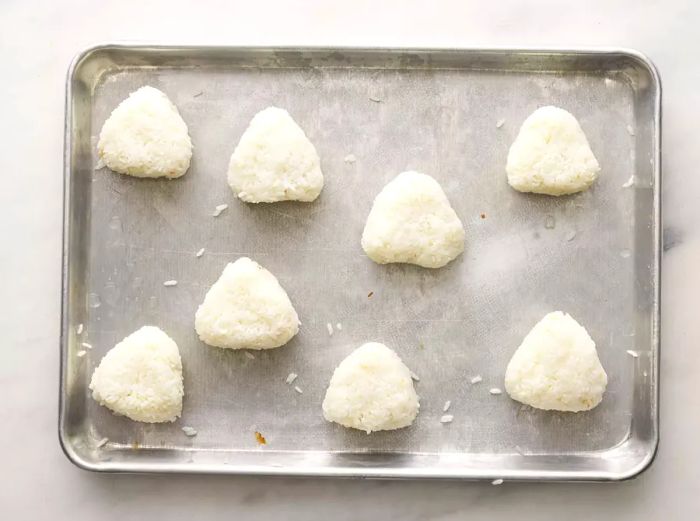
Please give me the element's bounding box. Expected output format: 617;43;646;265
60;45;660;480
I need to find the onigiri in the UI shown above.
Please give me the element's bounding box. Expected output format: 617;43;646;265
361;171;465;268
322;342;420;433
89;326;184;423
506;106;600;196
97;86;193;178
227;107;324;203
504;311;608;412
194;257;300;350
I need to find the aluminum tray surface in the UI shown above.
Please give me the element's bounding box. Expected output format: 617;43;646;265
61;45;660;480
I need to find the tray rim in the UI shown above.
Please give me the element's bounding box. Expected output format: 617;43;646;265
59;42;661;481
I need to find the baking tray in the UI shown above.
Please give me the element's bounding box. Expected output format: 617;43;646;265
60;45;661;481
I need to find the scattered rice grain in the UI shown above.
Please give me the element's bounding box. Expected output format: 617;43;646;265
76;350;86;357
326;322;334;336
492;478;504;485
81;342;92;349
244;352;255;360
470;375;483;384
622;175;636;188
96;437;109;448
336;322;342;330
489;388;503;395
182;426;198;437
440;414;454;424
294;386;303;394
626;350;639;358
443;400;451;412
195;248;205;258
76;323;84;335
343;154;357;163
163;280;178;287
565;230;577;242
411;372;420;382
496;118;506;128
213;204;228;217
286;372;298;384
626;124;635;136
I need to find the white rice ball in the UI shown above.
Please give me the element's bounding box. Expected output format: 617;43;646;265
89;326;184;423
506;106;600;196
504;311;608;412
322;342;420;433
97;86;193;178
195;257;300;350
227;107;324;202
361;171;465;268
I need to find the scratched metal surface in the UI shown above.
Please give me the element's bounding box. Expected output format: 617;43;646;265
60;46;659;479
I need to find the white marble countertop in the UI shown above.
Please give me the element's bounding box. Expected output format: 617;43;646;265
2;0;699;518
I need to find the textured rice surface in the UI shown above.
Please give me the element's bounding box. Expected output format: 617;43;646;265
195;257;300;350
504;311;608;412
361;171;465;268
322;342;420;433
97;86;192;178
506;106;600;196
89;326;184;423
227;107;324;202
